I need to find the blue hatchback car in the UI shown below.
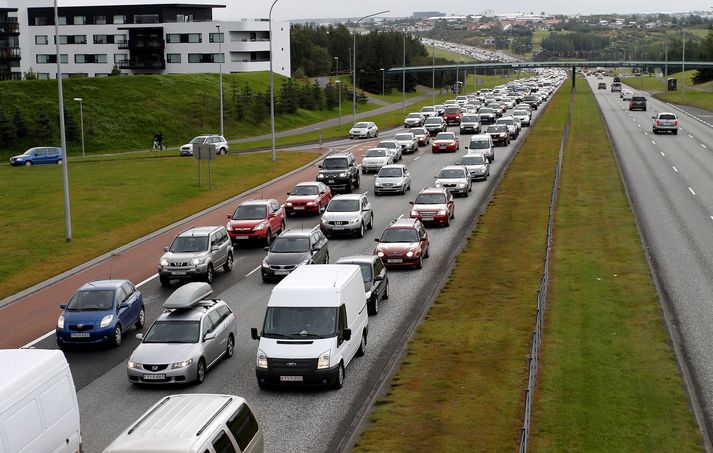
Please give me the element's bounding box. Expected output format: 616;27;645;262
56;280;145;349
9;147;63;166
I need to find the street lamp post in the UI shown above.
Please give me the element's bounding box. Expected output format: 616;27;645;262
268;0;279;162
73;98;84;157
402;31;406;114
334;56;339;79
682;29;686;105
352;10;390;124
54;0;71;242
380;68;384;96
431;41;435;105
216;24;224;137
335;80;342;126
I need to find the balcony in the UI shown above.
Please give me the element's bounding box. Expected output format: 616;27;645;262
230;40;270;52
118;59;165;70
0;71;21;81
0;47;20;61
0;22;19;34
118;40;164;50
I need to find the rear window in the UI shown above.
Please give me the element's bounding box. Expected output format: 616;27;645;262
632;96;646;102
659;114;676;120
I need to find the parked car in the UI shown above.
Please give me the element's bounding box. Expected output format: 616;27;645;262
320;193;374;238
158;226;234;286
375;140;403;162
285;182;332;216
458;152;490;181
361;148;394;174
403;112;425;128
459;114;481;134
348;121;379;139
512;109;531;127
374;164;411;196
466;134;495;162
629;96;647;111
443;106;463;125
316;151;361;192
127;283;237;385
180;135;228;157
424;116;447;136
9;146;62;166
335;255;389;315
409;187;455;227
420;106;437;118
261;227;329;282
652;112;679;135
434;165;472;197
411;127;431;146
431;132;460;153
374;218;429;269
487;124;510;146
393;132;419;154
56;279;145;348
226;199;285;244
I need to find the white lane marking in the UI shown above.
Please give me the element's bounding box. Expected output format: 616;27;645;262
246;265;261;277
638;124;642;128
397;214;404;220
137;273;159;288
673;166;678;173
710;216;713;221
661;151;666;157
414;156;421;160
702;144;708;149
651;140;656;145
644;131;648;136
689;134;694;139
21;330;55;349
689;187;696;196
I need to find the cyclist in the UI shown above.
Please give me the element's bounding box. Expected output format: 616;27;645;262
152;131;164;151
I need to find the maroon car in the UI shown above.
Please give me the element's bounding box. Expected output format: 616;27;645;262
226;199;286;245
411;127;431;146
409;187;455;227
443;106;463;125
431;132;460;153
285;182;332;216
374;218;429;269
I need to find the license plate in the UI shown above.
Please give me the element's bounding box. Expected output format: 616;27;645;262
274;270;290;276
70;333;90;338
172;271;187;275
388;259;403;263
143;374;166;380
280;375;303;382
328;180;335;183
332;226;344;230
421;217;434;221
440;145;446;149
234;236;249;240
294;207;304;210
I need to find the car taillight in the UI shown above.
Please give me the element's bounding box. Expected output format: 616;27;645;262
674;120;678;126
656;121;660;126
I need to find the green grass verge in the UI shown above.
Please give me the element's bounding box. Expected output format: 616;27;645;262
426;46;475;62
354;84;571;451
0;151;316;299
530;78;702;451
621;70;713;111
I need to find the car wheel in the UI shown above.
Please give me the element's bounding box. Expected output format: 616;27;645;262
112;324;122;347
159;276;171;287
383;281;389;299
24;161;32;167
195;358;206;385
224;252;233;272
653;129;657;134
354;176;360;189
415;256;423;269
57;159;63;165
135;307;145;329
358;222;365;238
346;182;353;193
424;247;430;258
367;294;379;316
356;331;367;356
324;252;329;264
464;188;469;198
220;147;226;155
334;362;345;389
205;264;214;284
226;334;235;359
375;130;379;137
368;213;374;230
265;229;273;246
673;130;678;135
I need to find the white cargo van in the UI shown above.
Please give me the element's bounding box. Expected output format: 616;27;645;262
0;349;81;453
251;264;368;389
103;394;263;453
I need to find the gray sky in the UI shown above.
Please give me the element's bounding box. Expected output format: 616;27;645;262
222;1;713;20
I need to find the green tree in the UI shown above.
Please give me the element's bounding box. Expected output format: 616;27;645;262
23;68;38;80
0;110;16;143
64;108;78;141
310;79;323;110
14;109;28;138
110;65;121;76
693;26;713;84
36;110;53;141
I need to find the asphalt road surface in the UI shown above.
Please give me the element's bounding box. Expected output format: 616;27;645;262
591;76;713;434
26;89;558;452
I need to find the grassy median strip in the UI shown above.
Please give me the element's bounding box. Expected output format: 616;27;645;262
0;151;316;299
354;85;571;451
529;79;703;451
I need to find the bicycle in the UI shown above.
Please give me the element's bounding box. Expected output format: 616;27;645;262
151;140;166;151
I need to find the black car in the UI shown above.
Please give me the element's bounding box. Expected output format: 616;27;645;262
424;117;447;136
487;124;510;146
261;228;329;282
478;108;497;125
315;152;360;193
335;255;389;315
629;96;647;111
522;95;540;110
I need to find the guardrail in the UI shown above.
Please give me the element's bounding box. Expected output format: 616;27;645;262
518;83;574;453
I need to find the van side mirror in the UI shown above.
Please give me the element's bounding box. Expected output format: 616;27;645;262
226;214;232;219
164;246;169;252
211;246;219;252
264;246;270;251
374;238;380;243
374;275;383;282
318;164;323;169
408;201;414;205
251;328;260;340
59;304;66;310
343;328;352;341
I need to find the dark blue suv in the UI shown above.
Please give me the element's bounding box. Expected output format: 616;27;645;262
56;280;145;349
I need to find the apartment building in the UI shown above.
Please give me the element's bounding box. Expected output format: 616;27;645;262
0;0;290;80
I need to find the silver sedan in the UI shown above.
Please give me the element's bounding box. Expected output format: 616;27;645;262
374;164;412;195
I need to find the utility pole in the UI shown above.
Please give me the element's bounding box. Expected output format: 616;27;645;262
268;0;279;162
216;24;223;137
402;30;406;114
352;10;390;124
431;41;435;106
54;0;71;242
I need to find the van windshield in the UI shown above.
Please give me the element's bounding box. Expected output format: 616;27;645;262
262;307;338;338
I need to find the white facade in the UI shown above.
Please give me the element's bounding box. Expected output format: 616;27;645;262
5;0;290;79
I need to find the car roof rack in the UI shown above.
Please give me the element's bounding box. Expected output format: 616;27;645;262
163;282;213;310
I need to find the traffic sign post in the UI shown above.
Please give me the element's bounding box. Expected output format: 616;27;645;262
194;144;217;189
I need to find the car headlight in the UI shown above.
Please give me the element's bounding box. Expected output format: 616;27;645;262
317;350;331;369
253;222;267;231
307;201;315;206
160;258;169;266
127;360;141;369
190;257;204;266
317;174;324;179
286;202;293;207
406;251;414;258
375;182;382;187
458;183;466;188
394;181;402;186
410;210;418;217
257;349;268;369
500;133;507;137
262;260;270;268
57;315;64;329
437;210;447;215
226;222;233;231
435;182;442;187
339;172;348;178
171;359;193;369
100;314;113;328
377;251;384;257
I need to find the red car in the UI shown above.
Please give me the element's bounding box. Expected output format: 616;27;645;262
411;127;430;146
226;199;285;245
285;182;332;216
443;106;463;125
431;132;460;153
409;187;455;227
374;218;429;269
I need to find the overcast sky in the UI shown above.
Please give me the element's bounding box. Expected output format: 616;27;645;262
223;1;713;20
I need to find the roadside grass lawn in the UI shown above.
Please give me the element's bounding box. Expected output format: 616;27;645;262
426;46;476;62
530;79;702;452
354;83;571;451
620;70;713;111
0;151;316;299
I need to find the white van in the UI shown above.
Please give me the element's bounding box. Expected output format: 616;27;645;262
103;394;263;453
0;349;81;453
251;264;368;389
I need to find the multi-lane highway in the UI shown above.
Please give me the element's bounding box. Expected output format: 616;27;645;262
12;79;561;452
590;76;713;434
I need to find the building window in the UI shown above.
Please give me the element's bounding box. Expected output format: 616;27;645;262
57;35;87;45
166;33;202;43
133;14;159;24
73;16;86;25
37;73;50;80
209;33;224;43
187;33;201;43
35;35;48;45
69;73;88;78
95;73;109;77
115;34;127;46
166;34;180;43
75;54;107;64
93;34;115;44
188;53;224;64
93;16;106;25
36;54;68;64
113;15;126;24
57;16;67;25
167;53;181;63
34;16;50;26
176;14;193;22
114;54;129;63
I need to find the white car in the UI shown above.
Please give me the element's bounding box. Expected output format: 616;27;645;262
349;121;379;139
361;148;394;174
512;109;531;127
458;152;490;181
180;135;229;157
434;165;472;197
621;89;633;101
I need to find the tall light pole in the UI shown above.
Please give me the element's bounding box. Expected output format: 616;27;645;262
334;55;339;79
73;98;84;157
352;10;390;124
268;0;279;162
335;79;342;126
682;28;686;105
216;24;224;137
431;41;435;105
54;0;71;242
380;68;385;96
402;30;406;114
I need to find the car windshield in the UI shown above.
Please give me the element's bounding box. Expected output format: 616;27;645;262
411;128;427;135
291;185;319;196
377;142;397;149
497;119;514;125
461;155;486;165
365;149;387;158
23;148;40;156
480;108;494;114
270;236;310;253
462;116;478;122
353;122;369;128
380;228;419;243
323;157;348;170
415;193;446;204
232;204;266;220
659;114;676;120
421;107;435;112
327;199;360;212
469;140;490;149
425;118;442;125
439;169;465;179
143;321;200;344
407;113;421;119
394;134;414;141
65;289;115;311
513;110;529;116
632;97;645;101
190;137;207;144
262;307;338;338
445;107;461;114
489;125;507;133
378;167;403;178
435;133;455;141
170;236;209;253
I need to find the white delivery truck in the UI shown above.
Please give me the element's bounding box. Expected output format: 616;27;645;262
251;264;368;389
0;349;81;453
